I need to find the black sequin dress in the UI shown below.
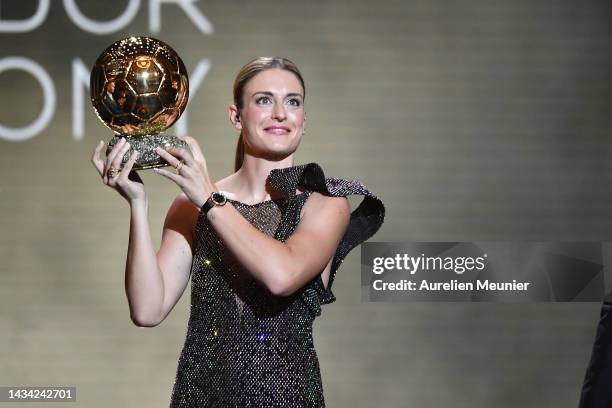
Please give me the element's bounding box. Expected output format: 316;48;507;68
169;163;385;407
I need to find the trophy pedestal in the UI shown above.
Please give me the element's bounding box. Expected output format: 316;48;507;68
106;133;190;171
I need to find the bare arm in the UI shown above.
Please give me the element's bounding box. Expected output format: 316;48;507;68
206;192;350;296
91;139;196;327
125;193;197;327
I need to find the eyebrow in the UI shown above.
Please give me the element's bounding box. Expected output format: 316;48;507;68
252;91;303;99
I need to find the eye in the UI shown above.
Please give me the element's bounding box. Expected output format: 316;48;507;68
256;96;272;104
287;98;302;107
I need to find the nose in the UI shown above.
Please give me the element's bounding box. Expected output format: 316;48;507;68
271;102;286;121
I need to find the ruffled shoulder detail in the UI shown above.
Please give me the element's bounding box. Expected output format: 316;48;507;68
268;163;385;317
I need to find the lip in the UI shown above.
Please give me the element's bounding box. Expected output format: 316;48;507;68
264;126;291;135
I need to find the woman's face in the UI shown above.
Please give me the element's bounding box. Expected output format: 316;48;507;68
235;68;305;160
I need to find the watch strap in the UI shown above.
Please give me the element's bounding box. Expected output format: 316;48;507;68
201;192;226;215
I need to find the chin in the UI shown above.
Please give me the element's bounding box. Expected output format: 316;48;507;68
253;145;297;160
245;133;302;159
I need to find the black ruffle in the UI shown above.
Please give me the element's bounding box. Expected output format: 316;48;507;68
268;163;385;316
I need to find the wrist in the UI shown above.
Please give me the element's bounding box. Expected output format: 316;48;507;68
197;191;213;208
201;191;227;217
130;197;148;211
197;184;218;208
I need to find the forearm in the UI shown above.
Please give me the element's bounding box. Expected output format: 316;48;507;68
206;204;295;295
125;199;165;326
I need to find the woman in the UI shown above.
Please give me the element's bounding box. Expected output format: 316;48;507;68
91;57;385;407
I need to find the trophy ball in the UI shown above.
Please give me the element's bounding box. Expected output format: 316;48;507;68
90;36;190;170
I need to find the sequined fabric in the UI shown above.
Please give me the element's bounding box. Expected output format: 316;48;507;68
170;163;385;407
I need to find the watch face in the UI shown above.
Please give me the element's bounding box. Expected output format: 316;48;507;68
212;192;227;205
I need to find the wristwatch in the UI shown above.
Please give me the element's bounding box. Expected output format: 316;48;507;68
201;192;227;215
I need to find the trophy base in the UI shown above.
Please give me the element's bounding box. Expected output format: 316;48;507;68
105;133;190;171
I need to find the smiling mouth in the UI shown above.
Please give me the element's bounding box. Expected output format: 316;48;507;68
264;127;291;135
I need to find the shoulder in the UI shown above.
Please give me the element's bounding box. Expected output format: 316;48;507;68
166;192;200;223
300;191;350;224
214;174;239;198
170;192;199;210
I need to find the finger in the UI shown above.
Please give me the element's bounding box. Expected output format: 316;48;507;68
105;137;124;162
180;136;205;164
166;147;194;167
118;150;139;182
91;140;105;177
155;146;181;167
106;142;130;185
105;137;127;169
153;166;183;185
111;141;131;171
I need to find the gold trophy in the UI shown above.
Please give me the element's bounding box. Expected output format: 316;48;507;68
90;36;189;170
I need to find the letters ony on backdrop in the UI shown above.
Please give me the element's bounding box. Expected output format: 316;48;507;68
0;0;212;142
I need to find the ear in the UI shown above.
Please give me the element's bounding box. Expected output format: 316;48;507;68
229;104;242;130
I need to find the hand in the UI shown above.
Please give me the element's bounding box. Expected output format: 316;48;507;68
91;137;146;204
153;136;216;208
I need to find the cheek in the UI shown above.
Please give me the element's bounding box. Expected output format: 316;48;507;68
245;109;268;125
238;113;255;130
291;111;305;125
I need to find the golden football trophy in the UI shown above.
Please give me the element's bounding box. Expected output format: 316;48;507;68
90;36;190;170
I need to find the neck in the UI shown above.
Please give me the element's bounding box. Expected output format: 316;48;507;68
231;152;295;202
